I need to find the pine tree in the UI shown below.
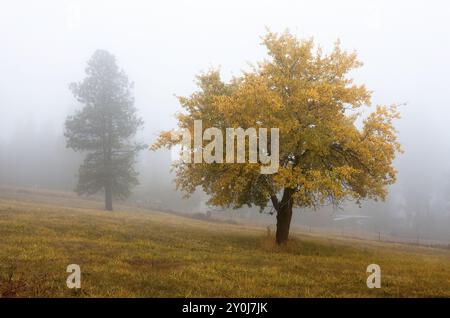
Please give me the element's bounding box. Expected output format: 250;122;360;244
65;50;144;211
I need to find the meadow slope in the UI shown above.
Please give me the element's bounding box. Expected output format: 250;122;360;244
0;191;449;297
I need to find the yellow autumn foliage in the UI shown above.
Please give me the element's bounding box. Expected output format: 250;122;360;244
153;30;402;213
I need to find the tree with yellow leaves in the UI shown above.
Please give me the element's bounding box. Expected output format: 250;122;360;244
153;31;401;244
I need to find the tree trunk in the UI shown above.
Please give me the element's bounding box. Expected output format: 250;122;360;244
104;114;113;211
105;182;113;211
275;188;294;245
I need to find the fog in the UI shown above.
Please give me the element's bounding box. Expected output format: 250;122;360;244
1;0;450;242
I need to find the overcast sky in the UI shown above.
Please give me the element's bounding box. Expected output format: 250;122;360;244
1;0;450;176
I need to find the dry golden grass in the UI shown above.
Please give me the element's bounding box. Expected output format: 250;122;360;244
0;191;450;297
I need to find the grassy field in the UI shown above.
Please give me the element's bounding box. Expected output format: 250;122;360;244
0;189;450;297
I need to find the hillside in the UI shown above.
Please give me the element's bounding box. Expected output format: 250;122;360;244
0;189;449;297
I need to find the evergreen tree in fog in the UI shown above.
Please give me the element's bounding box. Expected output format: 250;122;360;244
65;50;144;211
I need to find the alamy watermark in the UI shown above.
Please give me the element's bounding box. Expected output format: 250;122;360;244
366;264;381;288
171;120;280;174
66;264;81;289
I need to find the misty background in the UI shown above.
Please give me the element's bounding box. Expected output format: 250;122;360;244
1;0;450;242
